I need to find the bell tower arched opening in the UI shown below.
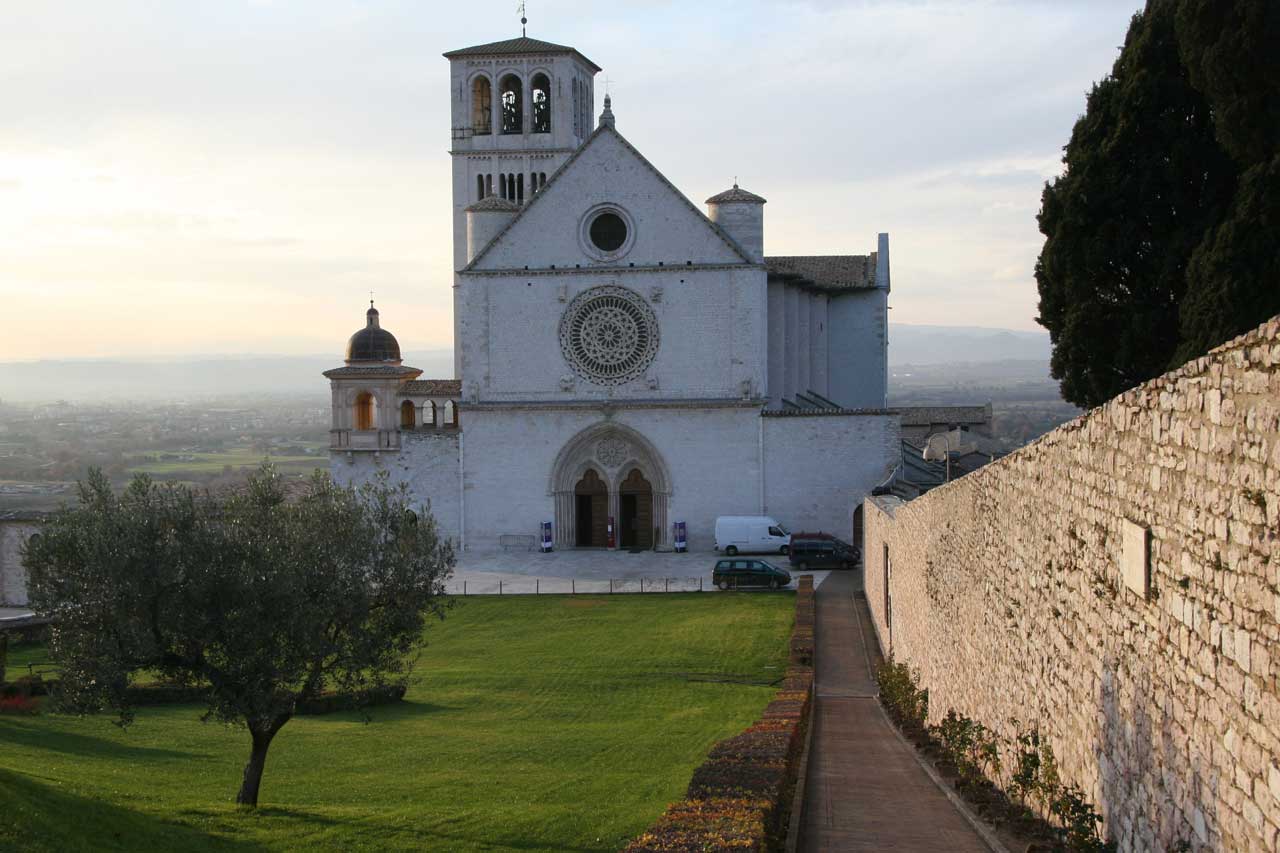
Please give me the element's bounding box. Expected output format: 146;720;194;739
531;73;551;133
500;74;523;134
471;75;492;135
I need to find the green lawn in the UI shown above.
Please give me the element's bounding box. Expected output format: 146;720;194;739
0;592;793;852
126;446;326;477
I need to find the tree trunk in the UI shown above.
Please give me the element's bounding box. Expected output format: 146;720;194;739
236;726;279;808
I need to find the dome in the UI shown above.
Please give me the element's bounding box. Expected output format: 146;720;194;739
345;303;402;363
706;183;766;205
465;195;520;213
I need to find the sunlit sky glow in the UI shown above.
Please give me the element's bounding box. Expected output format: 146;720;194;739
0;0;1143;361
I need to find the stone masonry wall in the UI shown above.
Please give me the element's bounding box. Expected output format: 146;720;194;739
863;316;1280;852
0;520;40;606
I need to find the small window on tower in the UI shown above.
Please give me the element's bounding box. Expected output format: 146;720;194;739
589;212;627;252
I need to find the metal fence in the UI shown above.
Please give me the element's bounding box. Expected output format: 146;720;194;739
447;576;716;596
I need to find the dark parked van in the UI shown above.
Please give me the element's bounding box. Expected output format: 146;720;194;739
788;536;859;570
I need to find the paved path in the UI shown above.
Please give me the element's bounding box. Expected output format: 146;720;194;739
450;548;829;595
800;571;992;852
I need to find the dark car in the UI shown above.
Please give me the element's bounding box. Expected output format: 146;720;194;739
712;558;792;590
788;536;859;570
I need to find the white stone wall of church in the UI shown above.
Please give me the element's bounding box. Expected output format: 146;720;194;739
470;131;747;273
762;414;899;539
785;287;800;400
456;267;768;403
329;431;463;549
458;406;764;551
827;288;889;409
811;295;829;398
0;522;38;606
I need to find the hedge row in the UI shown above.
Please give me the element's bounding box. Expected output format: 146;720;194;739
1;674;405;716
625;575;817;852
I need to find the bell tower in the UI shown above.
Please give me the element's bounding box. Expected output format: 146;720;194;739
443;34;601;270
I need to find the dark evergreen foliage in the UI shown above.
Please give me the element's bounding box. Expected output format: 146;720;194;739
23;466;453;808
1036;0;1279;408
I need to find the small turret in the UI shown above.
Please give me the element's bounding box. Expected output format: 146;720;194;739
598;94;615;129
706;183;766;262
465;195;520;264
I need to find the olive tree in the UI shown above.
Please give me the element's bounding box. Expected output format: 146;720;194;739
24;466;453;807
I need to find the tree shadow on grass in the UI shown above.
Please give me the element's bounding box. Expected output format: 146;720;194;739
317;699;454;725
0;769;266;853
0;718;204;762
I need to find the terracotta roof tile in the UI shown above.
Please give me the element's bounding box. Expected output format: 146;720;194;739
399;379;461;396
765;255;876;291
706;185;766;205
443;37;601;72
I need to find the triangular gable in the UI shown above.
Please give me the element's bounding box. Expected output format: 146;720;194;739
464;126;755;271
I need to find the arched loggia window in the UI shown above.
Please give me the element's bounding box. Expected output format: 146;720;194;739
354;392;376;431
500;74;523;134
531;73;551;133
471;76;492;135
400;400;415;429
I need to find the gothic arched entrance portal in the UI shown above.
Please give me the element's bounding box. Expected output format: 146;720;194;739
574;469;608;547
549;422;671;550
619;468;653;549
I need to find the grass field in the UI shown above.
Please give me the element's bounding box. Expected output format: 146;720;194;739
125;446;326;477
0;592;793;852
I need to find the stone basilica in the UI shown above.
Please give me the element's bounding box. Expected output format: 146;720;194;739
325;34;900;552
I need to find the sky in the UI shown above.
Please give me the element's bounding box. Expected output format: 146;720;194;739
0;0;1144;361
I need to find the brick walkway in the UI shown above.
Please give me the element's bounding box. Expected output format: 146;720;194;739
800;571;993;852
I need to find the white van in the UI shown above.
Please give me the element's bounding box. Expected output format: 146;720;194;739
714;516;791;555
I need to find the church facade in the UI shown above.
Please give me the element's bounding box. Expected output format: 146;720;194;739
326;35;900;552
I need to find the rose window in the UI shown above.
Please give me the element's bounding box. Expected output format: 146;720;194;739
559;286;659;386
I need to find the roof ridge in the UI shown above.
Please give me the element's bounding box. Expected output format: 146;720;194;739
442;36;601;72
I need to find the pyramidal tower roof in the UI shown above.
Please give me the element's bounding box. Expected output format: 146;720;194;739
443;36;601;72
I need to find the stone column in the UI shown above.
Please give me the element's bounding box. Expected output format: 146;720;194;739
555;491;575;548
654;492;671;550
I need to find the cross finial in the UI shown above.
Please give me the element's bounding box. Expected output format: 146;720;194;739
605;76;614;97
733;175;738;188
369;290;374;309
517;0;527;36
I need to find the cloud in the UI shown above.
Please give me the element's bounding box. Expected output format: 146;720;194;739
0;0;1144;357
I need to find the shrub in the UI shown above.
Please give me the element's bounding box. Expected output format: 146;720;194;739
931;709;1000;785
875;659;928;733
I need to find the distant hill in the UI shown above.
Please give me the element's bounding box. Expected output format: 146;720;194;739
0;351;455;402
0;324;1053;402
889;324;1050;366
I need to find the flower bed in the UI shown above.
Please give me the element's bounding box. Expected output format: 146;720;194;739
624;576;816;852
